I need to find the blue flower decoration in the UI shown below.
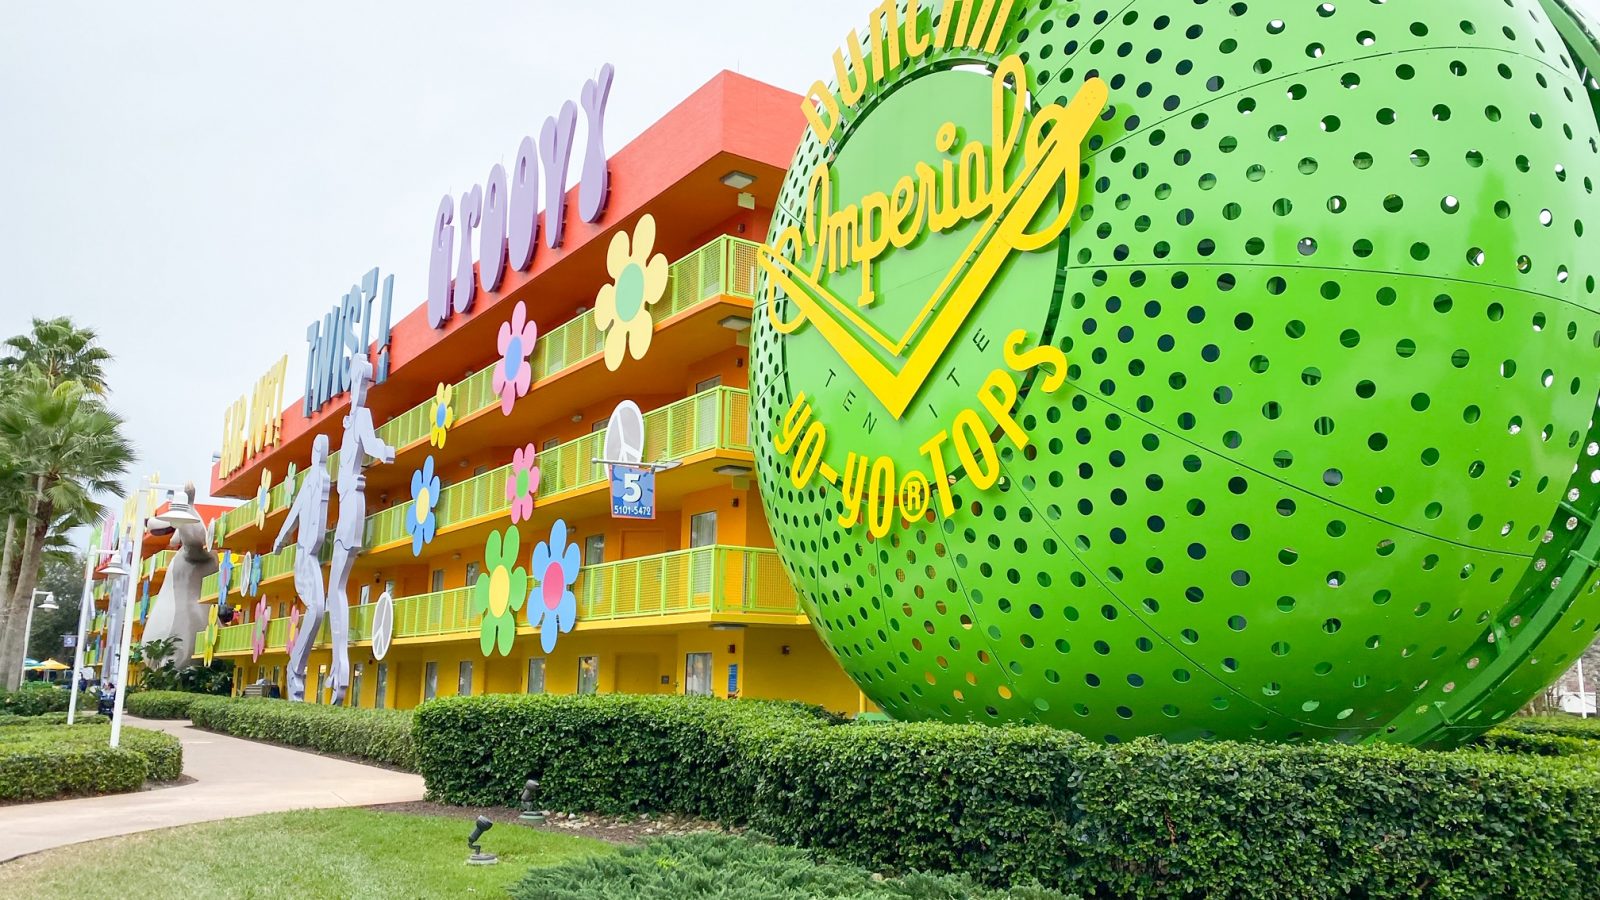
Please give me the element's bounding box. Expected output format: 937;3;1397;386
244;551;263;596
528;518;581;653
407;455;441;556
218;551;234;601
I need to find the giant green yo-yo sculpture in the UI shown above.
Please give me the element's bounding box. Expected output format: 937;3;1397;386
751;0;1600;747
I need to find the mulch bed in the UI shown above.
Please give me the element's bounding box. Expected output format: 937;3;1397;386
366;800;721;846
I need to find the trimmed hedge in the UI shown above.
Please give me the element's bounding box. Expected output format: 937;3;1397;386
1501;715;1600;742
188;697;415;769
1476;727;1600;758
0;722;182;801
0;711;103;727
511;832;1075;899
416;694;1600;899
126;690;206;720
0;684;95;716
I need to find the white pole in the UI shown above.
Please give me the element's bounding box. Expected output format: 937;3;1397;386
65;545;97;725
17;595;38;683
109;499;146;749
1579;658;1589;719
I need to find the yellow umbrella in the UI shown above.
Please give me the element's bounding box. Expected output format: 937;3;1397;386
26;659;69;671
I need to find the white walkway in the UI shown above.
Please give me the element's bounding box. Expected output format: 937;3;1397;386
0;715;424;862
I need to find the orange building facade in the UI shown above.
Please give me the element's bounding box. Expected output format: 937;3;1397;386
159;71;866;713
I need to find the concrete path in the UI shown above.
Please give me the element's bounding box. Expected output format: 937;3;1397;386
0;716;424;862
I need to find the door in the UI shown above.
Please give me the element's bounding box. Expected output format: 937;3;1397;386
526;658;546;694
374;663;388;709
689;511;718;596
577;656;599;694
684;652;712;696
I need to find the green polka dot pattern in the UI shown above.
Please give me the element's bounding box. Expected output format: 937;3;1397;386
751;0;1600;747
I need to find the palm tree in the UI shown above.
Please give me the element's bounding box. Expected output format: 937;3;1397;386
0;376;133;690
0;316;112;394
0;317;112;606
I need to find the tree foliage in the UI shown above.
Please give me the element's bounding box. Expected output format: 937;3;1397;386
0;317;133;690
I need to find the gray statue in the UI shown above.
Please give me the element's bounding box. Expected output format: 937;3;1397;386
141;483;220;663
274;434;332;701
326;356;392;704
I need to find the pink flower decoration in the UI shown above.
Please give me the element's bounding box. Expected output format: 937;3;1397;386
493;300;538;415
251;597;270;662
507;443;542;524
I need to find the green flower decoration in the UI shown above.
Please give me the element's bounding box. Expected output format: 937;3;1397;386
472;527;526;656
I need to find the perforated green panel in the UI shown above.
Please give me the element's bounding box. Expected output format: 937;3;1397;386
752;0;1600;746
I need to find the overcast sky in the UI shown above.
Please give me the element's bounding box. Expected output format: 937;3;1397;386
0;1;860;502
4;1;1600;505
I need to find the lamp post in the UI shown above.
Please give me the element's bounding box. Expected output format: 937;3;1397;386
102;479;203;748
17;590;57;682
66;535;119;726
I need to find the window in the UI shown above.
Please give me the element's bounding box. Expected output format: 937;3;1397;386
542;437;561;452
374;664;388;709
457;660;474;696
464;562;480;587
577;656;599;695
384;580;395;598
695;375;723;392
351;665;363;708
584;534;605;566
685;653;713;696
359;585;371;607
591;419;607;433
690;511;718;594
527;658;546;694
473;465;489;477
431;569;445;593
315;667;325;704
424;662;438;700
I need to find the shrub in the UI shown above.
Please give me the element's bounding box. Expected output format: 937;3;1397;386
413;694;837;814
1501;715;1600;742
188;697;414;769
0;684;95;717
0;711;103;727
510;833;1075;899
415;695;1600;899
1476;727;1600;757
0;723;182;801
126;690;205;719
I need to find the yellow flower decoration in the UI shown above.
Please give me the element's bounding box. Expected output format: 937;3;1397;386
254;469;273;530
202;604;219;666
593;214;669;371
430;382;454;448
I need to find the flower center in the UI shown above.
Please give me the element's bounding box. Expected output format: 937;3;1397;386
615;263;646;321
489;567;511;617
435;404;448;427
414;488;431;523
516;469;530;496
542;565;565;610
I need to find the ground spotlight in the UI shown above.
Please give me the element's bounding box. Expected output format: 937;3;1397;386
466;815;497;865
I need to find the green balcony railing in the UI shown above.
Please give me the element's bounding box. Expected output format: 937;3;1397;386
374;234;759;454
201;545;799;656
364;385;750;550
140;550;177;580
214;236;757;542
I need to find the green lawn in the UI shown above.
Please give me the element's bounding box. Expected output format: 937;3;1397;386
0;808;614;898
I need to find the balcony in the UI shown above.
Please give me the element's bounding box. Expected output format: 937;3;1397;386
363;385;750;552
140;550;177;581
200;387;750;602
200;545;804;657
213;235;759;542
